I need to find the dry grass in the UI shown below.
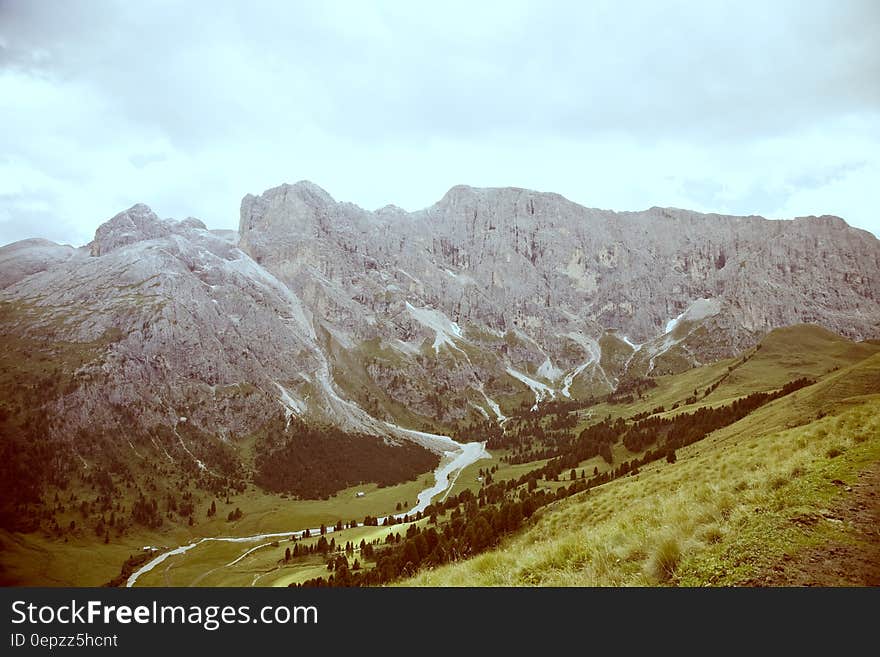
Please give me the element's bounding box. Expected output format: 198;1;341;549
403;398;880;586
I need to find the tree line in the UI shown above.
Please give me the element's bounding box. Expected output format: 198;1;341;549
254;415;439;499
294;479;589;587
291;376;815;587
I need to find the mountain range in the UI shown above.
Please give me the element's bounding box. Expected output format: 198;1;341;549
1;181;878;508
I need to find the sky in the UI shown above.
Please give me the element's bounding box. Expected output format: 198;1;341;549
1;0;878;247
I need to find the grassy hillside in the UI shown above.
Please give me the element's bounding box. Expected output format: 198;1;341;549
403;396;880;586
3;322;877;587
576;324;879;430
400;327;880;586
706;324;879;400
706;353;880;447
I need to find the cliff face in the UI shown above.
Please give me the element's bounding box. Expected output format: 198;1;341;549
237;181;879;389
1;180;878;473
241;183;878;341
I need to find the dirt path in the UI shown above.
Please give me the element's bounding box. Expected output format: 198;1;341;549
745;462;880;587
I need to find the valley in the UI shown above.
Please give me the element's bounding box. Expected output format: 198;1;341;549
0;182;878;587
133;330;880;587
3;323;876;588
124;436;488;587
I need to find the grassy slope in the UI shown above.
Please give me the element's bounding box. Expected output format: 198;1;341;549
577;324;879;430
706;353;880;446
404;355;880;586
131;329;880;588
708;324;879;400
3;323;877;586
0;473;434;586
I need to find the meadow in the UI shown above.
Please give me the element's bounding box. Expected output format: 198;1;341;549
2;324;877;587
403;397;880;586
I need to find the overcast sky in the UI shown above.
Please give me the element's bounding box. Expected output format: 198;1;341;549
1;0;878;246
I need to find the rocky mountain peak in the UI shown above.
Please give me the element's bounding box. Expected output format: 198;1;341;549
434;184;524;210
237;180;377;269
0;238;79;288
375;203;407;216
2;179;879;507
89;205;214;257
437;184;478;203
792;214;849;231
90;203;170;256
179;217;208;231
238;180;339;237
287;179;335;204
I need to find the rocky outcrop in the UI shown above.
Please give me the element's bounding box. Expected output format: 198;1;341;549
0;238;80;289
89;204;173;256
237;181;880;382
2;206;323;453
1;182;878;480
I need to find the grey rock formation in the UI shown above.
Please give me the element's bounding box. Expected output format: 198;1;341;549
1;181;878;476
0;238;79;289
235;181;880;414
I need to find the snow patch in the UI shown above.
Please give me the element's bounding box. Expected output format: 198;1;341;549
665;313;684;335
506;366;556;410
537;358;563;381
444;268;474;285
391;338;421;356
562;361;592;398
172;425;209;473
561;333;611;396
274;382;306;427
649;298;721;373
383;422;461;453
322;323;354;349
406;302;466;355
479;387;507;423
621;334;643;374
470;401;490;419
314;362;385;434
396;268;422;286
566;331;601;355
665;298;721;334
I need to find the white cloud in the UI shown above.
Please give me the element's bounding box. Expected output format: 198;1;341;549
0;0;878;245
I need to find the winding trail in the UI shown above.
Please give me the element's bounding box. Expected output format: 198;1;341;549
125;436;489;587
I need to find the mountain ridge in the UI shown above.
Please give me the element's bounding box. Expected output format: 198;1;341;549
0;180;878;521
2;180;872;251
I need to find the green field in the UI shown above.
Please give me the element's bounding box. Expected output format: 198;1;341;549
0;474;434;586
135;521;421;587
403;395;880;586
2;323;878;587
400;337;880;587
